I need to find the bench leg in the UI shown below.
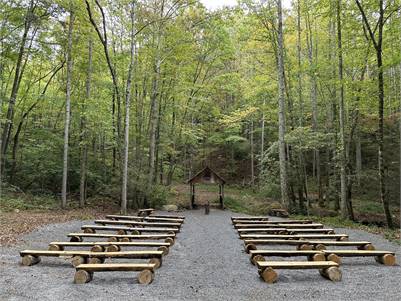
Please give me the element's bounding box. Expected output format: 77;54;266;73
120;237;131;242
157;246;169;256
117;230;127;235
70;236;82;242
74;270;93;284
298;244;313;251
319;267;342;281
21;255;41;266
251;255;265;265
149;258;162;269
375;254;396;266
137;270;155;285
48;244;64;251
83;228;95;234
108;236;119;242
260;267;278;284
358;244;375;251
326;254;342;265
71;256;87;267
131;230;141;235
308;253;326;262
91;245;105;252
245;243;257;253
165;237;174;246
314;244;326;251
167;231;176;236
338;236;348;241
105;245;121;252
87;257;105;264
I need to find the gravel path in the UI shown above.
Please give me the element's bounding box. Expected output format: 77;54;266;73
0;209;400;301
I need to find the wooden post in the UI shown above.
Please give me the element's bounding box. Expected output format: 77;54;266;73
219;184;224;209
191;184;195;209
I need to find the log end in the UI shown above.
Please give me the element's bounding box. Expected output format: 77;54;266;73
326;253;341;265
149;258;162;269
131;230;141;235
157;246;169;256
165;237;175;246
48;244;64;251
320;267;342;282
245;243;257;253
91;245;104;252
21;255;41;266
137;269;154;285
74;270;93;284
376;254;396;266
71;256;87;268
260;267;278;284
106;245;121;252
83;228;95;234
70;236;82;242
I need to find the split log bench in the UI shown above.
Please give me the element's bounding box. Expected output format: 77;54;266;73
231;216;269;222
150;214;185;219
48;241;171;254
268;209;289;218
81;225;179;235
322;250;396;266
249;249;329;265
67;233;175;245
237;228;287;235
106;215;184;223
94;219;182;229
239;234;349;241
20;250;164;268
243;239;374;253
234;223;324;229
74;263;156;285
256;261;341;283
138;209;155;216
237;228;335;235
232;219;313;225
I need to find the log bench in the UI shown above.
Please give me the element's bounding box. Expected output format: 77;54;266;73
237;228;288;235
249;249;328;265
20;250;164;268
243;239;374;253
48;241;171;254
105;215;184;223
138;209;155;217
287;228;335;234
231;216;269;222
235;223;324;229
239;234;349;241
74;263;156;285
150;214;185;219
256;261;341;283
322;250;397;266
94;219;182;229
268;209;289;218
232;219;313;225
81;225;179;235
67;233;175;245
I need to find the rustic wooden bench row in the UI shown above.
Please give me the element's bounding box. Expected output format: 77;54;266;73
138;209;155;216
234;223;324;229
20;250;164;268
67;232;175;244
106;215;184;223
249;249;397;266
239;234;349;240
243;239;375;252
257;261;341;283
237;228;335;235
95;219;182;228
74;263;156;285
81;225;179;235
48;241;171;254
232;219;313;224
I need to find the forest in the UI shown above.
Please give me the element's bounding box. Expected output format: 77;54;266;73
0;0;400;230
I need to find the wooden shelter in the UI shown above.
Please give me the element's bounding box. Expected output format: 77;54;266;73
187;166;226;209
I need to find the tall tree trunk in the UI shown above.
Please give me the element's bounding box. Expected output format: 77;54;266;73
250;120;255;185
121;1;136;214
276;0;289;208
80;38;93;207
61;10;74;209
337;0;349;219
1;0;34;158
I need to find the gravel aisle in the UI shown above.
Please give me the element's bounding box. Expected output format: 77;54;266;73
0;209;400;301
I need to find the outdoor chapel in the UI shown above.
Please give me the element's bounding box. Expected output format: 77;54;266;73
0;0;400;300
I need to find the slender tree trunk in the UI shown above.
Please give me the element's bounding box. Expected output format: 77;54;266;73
61;10;74;209
121;1;136;214
1;0;34;158
336;0;348;219
355;130;362;186
276;0;289;208
250;120;255;185
80;38;92;207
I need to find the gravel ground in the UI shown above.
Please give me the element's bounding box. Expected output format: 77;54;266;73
0;209;400;301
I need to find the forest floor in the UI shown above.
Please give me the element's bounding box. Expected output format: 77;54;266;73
0;209;400;301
